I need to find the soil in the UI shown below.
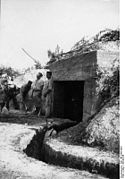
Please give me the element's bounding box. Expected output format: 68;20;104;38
0;110;108;179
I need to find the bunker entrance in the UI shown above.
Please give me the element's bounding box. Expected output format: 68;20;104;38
53;81;84;122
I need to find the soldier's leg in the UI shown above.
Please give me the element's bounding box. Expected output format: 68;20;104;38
34;92;42;115
36;106;41;114
38;107;42;117
6;96;10;111
0;102;5;112
12;96;19;109
45;106;51;118
44;105;51;125
20;100;26;111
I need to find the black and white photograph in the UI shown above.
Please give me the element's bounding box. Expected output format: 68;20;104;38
0;0;120;178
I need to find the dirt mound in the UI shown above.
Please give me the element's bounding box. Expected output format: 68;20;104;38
83;97;119;153
58;97;119;154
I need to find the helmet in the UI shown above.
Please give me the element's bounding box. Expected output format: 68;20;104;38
37;72;43;78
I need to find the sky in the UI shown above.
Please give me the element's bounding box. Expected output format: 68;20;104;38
0;0;119;70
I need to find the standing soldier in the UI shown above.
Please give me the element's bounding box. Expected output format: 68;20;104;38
0;78;9;111
20;80;32;112
31;72;44;115
7;77;19;110
43;71;53;121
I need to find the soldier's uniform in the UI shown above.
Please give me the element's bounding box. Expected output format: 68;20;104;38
31;73;44;115
0;79;8;111
7;79;19;110
31;78;44;106
0;78;19;110
20;81;32;111
42;75;53;118
0;84;5;111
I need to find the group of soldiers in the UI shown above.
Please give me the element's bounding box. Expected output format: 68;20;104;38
0;71;53;118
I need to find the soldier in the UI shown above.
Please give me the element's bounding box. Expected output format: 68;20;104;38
43;71;53;120
0;78;9;111
7;77;19;110
31;72;44;115
20;80;33;111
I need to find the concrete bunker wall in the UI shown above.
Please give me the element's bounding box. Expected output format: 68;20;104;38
48;51;97;122
48;50;119;122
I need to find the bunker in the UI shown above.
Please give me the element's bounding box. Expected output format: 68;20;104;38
47;50;119;122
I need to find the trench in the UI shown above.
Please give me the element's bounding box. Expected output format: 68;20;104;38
23;126;119;179
23;121;78;162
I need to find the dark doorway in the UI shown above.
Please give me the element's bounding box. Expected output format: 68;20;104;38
53;81;84;122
